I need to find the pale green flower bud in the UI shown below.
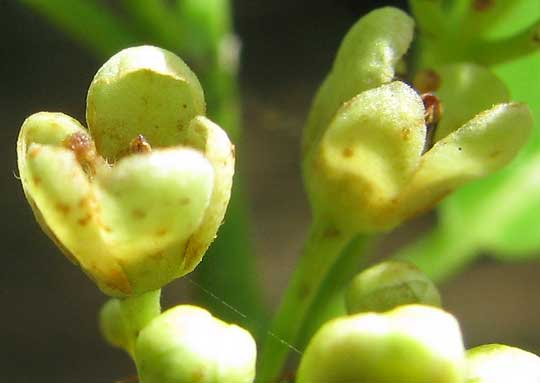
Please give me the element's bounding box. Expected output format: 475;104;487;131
303;8;533;233
345;260;441;314
17;46;235;296
297;305;466;383
135;305;256;383
466;344;540;383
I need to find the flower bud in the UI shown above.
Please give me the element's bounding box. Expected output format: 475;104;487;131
297;305;466;383
17;46;235;296
302;8;532;233
466;344;540;383
345;261;441;314
135;305;256;383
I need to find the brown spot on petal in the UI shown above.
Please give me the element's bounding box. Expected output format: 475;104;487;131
401;128;411;141
32;176;41;186
342;147;354;158
149;251;164;261
179;198;191;206
78;214;92;226
183;237;207;272
155;228;168;237
55;203;71;215
28;146;42;158
132;209;147;219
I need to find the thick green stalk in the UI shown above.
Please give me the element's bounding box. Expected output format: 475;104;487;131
17;0;139;57
257;218;356;382
297;234;374;349
121;0;185;51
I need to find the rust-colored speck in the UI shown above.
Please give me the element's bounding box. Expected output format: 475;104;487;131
149;251;164;261
129;134;152;154
342;147;354;158
78;214;92;226
132;209;147;219
413;69;441;93
401;128;411;141
55;203;71;215
32;176;41;186
473;0;495;11
184;237;207;271
155;228;168;237
28;146;42;159
179;198;191;206
63;131;96;164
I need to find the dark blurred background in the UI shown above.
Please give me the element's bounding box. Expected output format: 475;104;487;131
1;0;539;382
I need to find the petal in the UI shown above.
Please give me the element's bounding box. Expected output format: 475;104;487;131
95;148;214;294
398;102;533;220
430;63;510;141
178;116;235;272
307;81;426;231
24;144;131;295
87;45;206;160
303;7;414;155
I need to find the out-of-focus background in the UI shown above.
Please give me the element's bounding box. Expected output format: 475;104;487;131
1;0;539;381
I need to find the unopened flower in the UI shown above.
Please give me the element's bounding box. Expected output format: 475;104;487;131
303;7;532;233
297;304;466;383
135;305;256;383
345;260;441;314
17;46;234;296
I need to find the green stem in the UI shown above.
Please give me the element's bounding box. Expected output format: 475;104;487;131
169;0;265;332
17;0;139;57
257;218;356;382
121;0;185;52
297;234;374;349
99;289;162;358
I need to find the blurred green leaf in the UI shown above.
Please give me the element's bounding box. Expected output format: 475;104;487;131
18;0;139;58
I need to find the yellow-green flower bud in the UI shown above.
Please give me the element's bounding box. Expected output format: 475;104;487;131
345;260;441;314
297;305;466;383
303;7;533;233
135;305;256;383
466;344;540;383
17;46;235;296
